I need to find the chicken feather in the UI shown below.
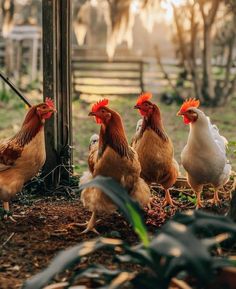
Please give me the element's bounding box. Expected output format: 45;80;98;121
132;94;179;206
178;103;231;207
0;100;56;216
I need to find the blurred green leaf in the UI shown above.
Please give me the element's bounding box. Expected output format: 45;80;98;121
23;238;123;289
80;175;149;246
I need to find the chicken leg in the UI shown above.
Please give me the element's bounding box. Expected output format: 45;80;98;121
209;189;221;206
79;212;99;235
196;190;203;209
188;179;203;209
3;202;17;222
67;212;100;235
163;189;178;207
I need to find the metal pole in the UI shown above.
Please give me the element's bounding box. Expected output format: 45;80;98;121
0;71;32;107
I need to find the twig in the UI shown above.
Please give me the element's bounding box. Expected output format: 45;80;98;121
1;233;15;248
170;278;192;289
43;282;69;289
154;46;180;96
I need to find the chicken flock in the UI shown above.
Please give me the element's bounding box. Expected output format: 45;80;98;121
0;93;232;234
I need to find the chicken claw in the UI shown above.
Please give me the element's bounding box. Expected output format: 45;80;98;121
79;212;99;235
209;190;221;206
2;202;17;222
67;212;100;235
162;189;178;207
4;215;17;223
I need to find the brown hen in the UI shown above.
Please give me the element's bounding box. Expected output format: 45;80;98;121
0;98;56;220
132;92;179;206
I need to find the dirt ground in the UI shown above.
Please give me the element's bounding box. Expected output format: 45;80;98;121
0;179;234;289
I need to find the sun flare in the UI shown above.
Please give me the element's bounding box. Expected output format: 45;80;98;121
160;0;187;23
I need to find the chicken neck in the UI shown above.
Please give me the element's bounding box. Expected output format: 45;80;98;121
11;107;44;147
140;105;168;141
98;112;132;159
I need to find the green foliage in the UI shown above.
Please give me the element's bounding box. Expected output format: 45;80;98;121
0;89;11;103
80;176;149;246
0;208;12;220
228;141;236;155
178;192;197;205
23;176;236;289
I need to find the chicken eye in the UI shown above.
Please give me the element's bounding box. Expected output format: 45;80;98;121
42;105;47;109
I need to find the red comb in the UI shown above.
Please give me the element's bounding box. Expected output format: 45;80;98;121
179;98;200;113
91;98;109;113
136;92;152;105
45;97;55;108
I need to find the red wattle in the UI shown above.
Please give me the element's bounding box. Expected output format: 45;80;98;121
183;115;191;125
139;109;146;116
95;117;102;124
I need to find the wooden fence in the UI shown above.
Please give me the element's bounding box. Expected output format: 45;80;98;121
72;58;144;96
72;56;236;97
71;57;184;96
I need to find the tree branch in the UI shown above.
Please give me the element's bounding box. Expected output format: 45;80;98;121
154;46;181;97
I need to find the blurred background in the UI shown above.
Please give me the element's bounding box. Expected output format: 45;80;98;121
0;0;235;173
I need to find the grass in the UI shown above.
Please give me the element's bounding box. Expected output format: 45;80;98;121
1;90;236;175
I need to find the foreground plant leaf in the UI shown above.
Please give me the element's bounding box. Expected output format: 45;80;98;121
173;210;236;237
22;238;123;289
149;221;212;286
80;175;149;246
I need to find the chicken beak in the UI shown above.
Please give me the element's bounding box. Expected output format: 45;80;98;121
48;108;57;113
88;111;96;116
134;105;140;109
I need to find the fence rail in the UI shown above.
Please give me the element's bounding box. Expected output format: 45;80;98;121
71;57;187;96
72;58;144;96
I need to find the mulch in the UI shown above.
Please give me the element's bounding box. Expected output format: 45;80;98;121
0;176;235;289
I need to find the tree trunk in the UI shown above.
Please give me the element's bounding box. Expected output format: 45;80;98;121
189;3;202;100
199;0;220;104
202;24;214;103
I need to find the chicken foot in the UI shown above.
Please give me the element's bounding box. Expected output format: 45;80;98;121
162;189;178;207
2;202;17;222
67;212;100;235
79;212;99;235
209;189;221;206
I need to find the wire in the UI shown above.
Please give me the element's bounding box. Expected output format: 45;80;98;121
0;70;32;107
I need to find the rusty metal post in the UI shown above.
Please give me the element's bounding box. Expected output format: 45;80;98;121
42;0;72;186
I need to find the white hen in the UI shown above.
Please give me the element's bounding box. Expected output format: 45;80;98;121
178;99;231;208
130;119;143;147
79;134;99;186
